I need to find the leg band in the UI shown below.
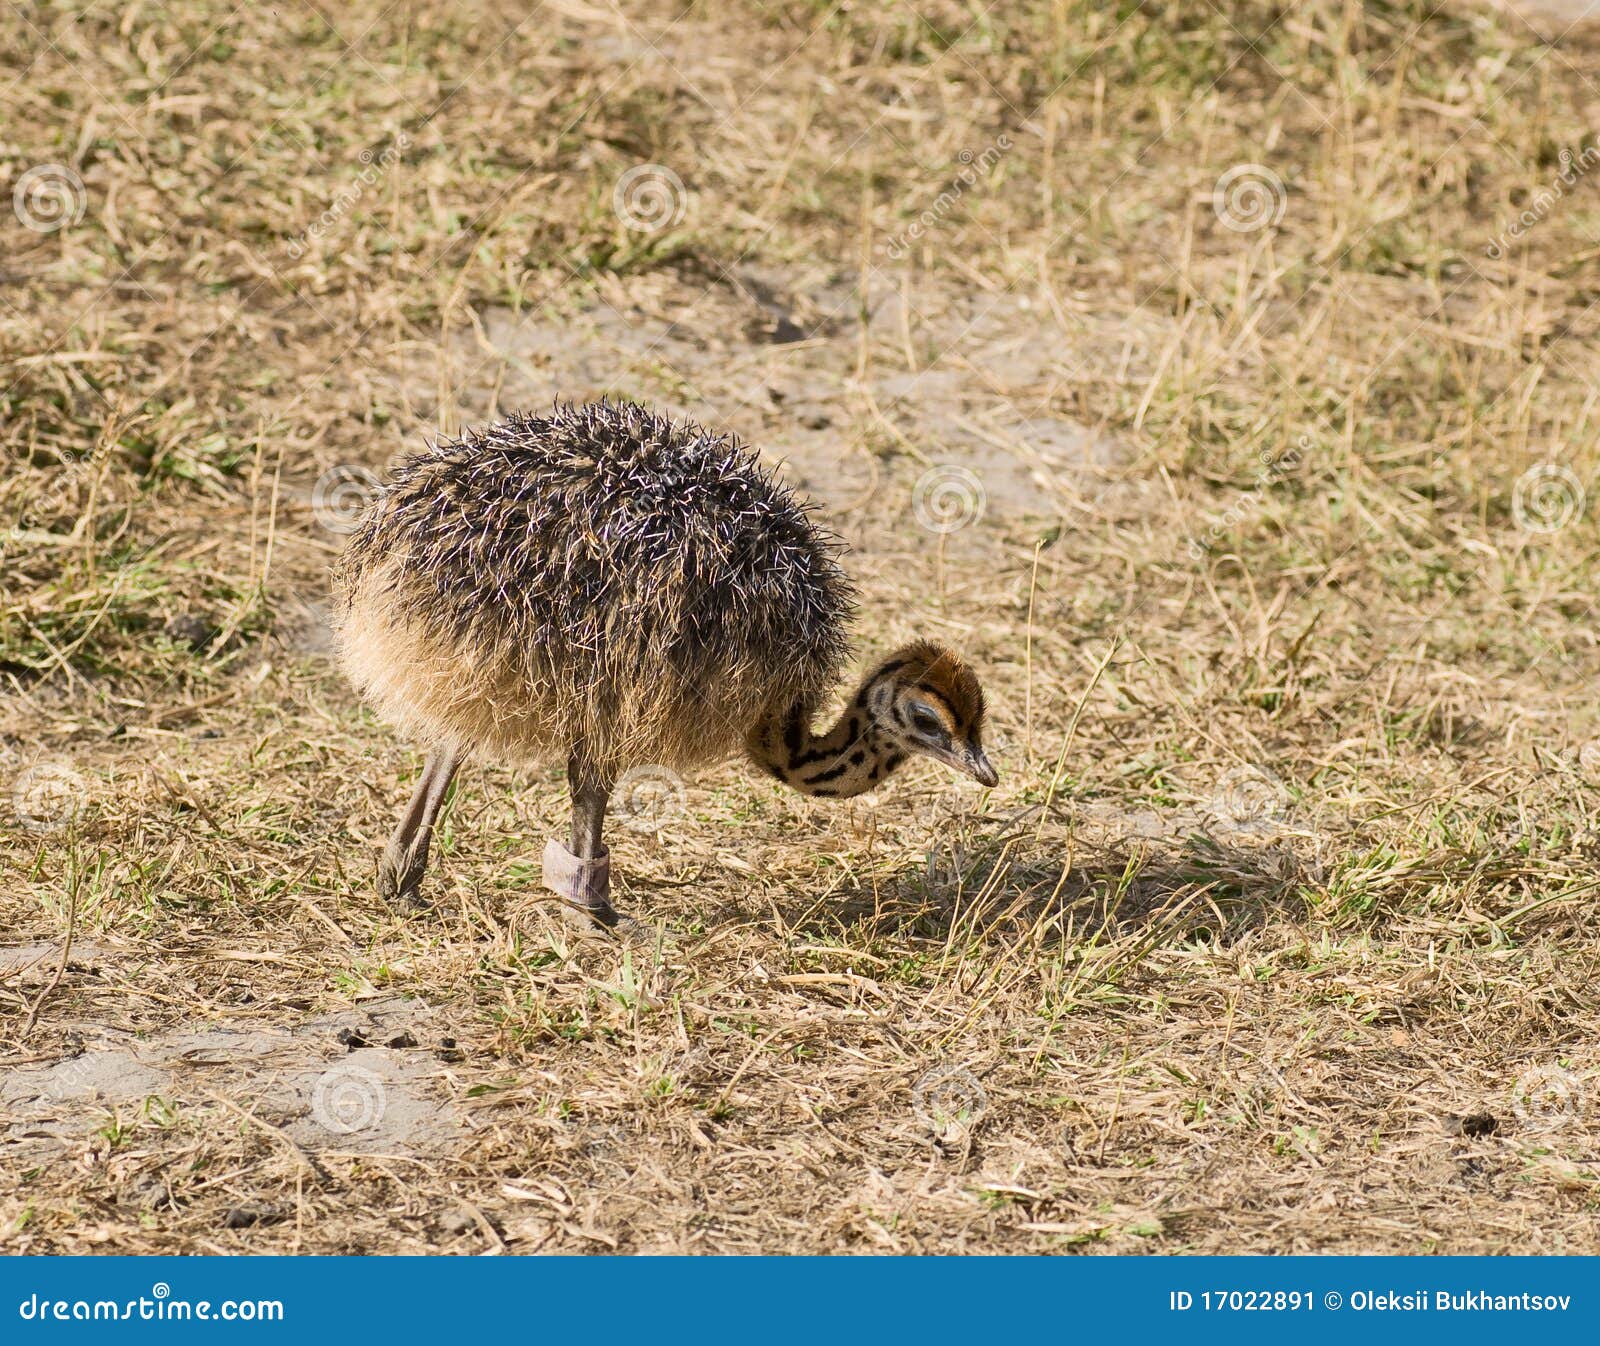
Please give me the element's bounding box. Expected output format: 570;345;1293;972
542;838;611;910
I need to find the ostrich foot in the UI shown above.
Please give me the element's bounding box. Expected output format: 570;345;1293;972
542;839;619;928
378;840;431;910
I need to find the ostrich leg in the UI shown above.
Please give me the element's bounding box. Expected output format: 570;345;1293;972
543;753;617;926
378;746;462;907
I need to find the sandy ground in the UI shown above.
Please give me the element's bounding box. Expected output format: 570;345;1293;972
7;0;1600;1253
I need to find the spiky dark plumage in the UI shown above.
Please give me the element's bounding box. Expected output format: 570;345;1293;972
332;401;856;774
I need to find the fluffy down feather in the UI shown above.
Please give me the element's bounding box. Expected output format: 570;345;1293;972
332;401;856;776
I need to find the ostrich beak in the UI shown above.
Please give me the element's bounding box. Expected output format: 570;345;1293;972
963;746;998;788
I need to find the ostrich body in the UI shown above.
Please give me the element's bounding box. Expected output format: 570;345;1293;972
333;401;995;925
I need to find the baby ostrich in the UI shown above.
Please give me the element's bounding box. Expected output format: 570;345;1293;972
332;401;996;926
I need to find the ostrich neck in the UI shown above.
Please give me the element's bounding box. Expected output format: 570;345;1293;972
747;682;905;799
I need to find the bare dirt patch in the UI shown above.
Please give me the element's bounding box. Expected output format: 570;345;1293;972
4;994;467;1171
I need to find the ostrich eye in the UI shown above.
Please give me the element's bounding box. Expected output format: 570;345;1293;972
909;705;947;739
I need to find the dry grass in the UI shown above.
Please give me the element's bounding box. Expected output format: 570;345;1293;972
5;0;1600;1254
